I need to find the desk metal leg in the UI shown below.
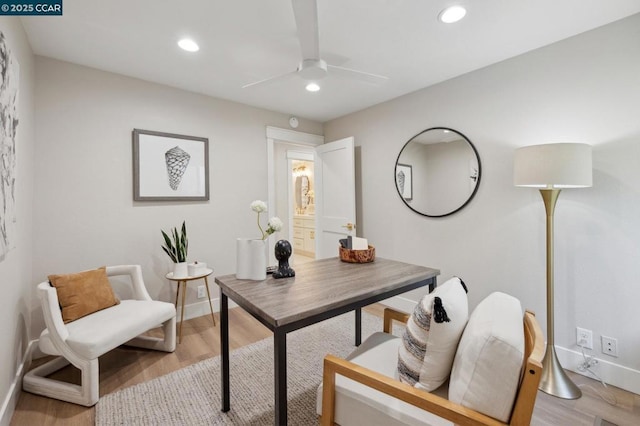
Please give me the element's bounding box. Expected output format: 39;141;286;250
203;276;216;326
221;292;230;412
274;329;287;425
355;308;362;346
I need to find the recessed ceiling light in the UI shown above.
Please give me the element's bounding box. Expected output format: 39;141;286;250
438;5;467;23
178;38;199;52
305;82;320;92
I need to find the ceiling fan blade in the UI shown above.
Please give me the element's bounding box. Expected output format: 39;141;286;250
327;64;389;85
241;69;297;89
292;0;320;60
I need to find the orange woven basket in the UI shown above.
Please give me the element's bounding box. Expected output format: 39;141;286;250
338;245;376;263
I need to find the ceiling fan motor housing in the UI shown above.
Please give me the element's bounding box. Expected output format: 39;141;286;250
298;59;328;80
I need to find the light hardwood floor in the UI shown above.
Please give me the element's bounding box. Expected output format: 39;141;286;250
11;305;640;425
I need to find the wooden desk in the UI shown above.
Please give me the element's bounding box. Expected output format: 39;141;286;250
215;257;439;425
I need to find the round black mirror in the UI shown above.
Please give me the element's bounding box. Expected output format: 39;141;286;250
395;127;481;217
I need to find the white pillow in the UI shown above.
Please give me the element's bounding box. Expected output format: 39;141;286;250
448;292;524;423
397;277;469;391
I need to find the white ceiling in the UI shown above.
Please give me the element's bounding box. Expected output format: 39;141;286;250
20;0;640;122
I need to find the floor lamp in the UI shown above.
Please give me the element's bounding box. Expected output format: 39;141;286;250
514;143;592;400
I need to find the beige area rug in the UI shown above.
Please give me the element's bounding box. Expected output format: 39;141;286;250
96;311;392;425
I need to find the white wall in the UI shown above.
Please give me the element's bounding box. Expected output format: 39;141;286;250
324;14;640;391
0;18;35;426
33;57;322;328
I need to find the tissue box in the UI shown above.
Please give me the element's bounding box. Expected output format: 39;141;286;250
188;262;207;276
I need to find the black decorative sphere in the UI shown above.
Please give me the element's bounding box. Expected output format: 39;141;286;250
273;240;295;279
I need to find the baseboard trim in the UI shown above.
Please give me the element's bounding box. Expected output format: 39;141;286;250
556;346;640;395
0;339;36;426
178;297;237;322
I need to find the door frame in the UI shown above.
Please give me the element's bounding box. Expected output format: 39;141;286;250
266;126;324;263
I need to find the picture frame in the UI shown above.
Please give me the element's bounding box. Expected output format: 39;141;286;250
396;163;413;201
133;129;209;201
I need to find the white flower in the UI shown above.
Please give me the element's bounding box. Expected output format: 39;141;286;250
267;217;283;233
250;200;267;213
250;201;282;239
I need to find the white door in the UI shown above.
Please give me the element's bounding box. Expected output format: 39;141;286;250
314;137;356;259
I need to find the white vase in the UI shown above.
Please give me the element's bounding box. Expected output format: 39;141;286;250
236;238;267;280
173;262;188;278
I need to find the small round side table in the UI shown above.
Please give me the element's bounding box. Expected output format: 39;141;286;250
165;268;215;343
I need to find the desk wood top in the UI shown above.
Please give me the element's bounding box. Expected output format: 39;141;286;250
215;257;438;329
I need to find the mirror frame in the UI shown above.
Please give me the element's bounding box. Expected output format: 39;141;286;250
394;127;481;218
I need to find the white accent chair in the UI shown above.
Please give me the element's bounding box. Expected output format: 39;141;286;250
319;306;544;426
23;265;176;406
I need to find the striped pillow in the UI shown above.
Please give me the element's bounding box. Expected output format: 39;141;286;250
397;277;469;391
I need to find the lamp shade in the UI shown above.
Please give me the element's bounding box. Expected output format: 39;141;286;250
514;143;592;188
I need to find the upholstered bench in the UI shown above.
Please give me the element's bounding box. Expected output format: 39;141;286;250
37;298;175;362
318;283;544;426
23;265;176;406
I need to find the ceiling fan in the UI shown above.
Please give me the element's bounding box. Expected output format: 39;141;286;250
242;0;388;91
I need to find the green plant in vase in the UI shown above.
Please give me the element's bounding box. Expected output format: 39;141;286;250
161;221;189;277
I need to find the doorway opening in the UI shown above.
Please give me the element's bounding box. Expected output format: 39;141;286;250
266;126;323;266
290;156;315;263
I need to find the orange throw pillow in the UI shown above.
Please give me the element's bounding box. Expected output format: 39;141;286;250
48;266;120;323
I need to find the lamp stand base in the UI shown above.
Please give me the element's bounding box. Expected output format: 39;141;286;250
539;344;582;399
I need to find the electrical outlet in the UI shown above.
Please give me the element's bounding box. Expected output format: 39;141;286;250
602;336;618;357
576;327;593;349
197;285;206;299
